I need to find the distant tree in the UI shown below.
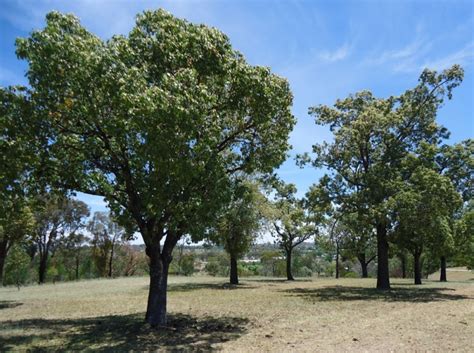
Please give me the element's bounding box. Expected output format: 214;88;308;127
87;212;127;278
339;213;377;278
453;202;474;270
435;139;474;280
60;232;89;280
299;65;464;289
209;181;262;284
268;182;319;280
15;10;294;326
33;195;89;283
3;243;30;288
391;167;461;284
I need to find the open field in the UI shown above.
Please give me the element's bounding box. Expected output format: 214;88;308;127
1;272;473;352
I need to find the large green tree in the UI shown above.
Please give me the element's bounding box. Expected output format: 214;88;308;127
0;87;38;284
15;10;294;325
300;66;463;289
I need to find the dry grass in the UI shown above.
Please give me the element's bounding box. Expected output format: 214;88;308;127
1;271;473;352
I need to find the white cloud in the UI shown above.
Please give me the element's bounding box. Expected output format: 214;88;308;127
318;43;351;62
422;42;474;71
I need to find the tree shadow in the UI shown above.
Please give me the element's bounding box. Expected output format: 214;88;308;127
245;278;312;284
283;285;471;303
0;312;249;351
0;301;23;310
168;282;253;292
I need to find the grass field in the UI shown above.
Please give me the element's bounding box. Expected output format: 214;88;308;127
1;270;473;352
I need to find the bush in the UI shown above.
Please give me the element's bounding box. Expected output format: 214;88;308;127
343;271;358;278
205;254;229;276
3;244;31;287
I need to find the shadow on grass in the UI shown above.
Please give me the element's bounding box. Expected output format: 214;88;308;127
0;313;249;351
0;301;23;310
168;282;253;292
245;278;312;284
283;285;471;303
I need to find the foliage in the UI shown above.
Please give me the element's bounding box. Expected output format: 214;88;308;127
3;243;30;287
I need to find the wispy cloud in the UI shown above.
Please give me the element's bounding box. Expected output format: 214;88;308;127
422;42;474;71
318;43;351;62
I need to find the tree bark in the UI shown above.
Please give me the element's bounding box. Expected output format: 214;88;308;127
376;223;390;290
230;255;238;285
335;242;340;279
75;256;80;280
0;240;8;285
286;248;294;280
108;241;115;278
38;254;48;284
413;251;422;285
358;254;369;278
399;254;407;279
440;256;447;282
145;244;170;327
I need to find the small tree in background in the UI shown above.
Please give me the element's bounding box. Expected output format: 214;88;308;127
88;212;128;278
268;182;319;280
209;181;263;284
33;195;90;283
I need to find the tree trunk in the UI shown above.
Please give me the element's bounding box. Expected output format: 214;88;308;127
0;240;8;285
358;254;369;278
440;256;447;282
75;256;80;280
108;242;115;278
38;254;48;284
335;242;340;279
376;223;390;290
414;251;422;285
145;245;170;327
286;248;294;281
230;255;238;285
399;254;407;279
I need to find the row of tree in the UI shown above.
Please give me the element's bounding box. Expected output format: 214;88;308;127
1;9;472;329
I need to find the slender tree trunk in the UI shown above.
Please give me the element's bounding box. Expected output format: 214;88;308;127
108;242;115;278
75;256;80;280
399;254;407;279
376;223;390;290
230;255;238;285
357;253;369;278
38;253;48;284
440;256;447;282
0;240;9;285
145;244;170;327
335;242;340;279
286;248;294;281
414;251;422;285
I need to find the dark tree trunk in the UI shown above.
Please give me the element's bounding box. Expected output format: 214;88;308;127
145;245;170;327
440;256;447;282
108;242;115;278
376;223;390;290
413;251;422;285
399;254;407;279
75;256;80;280
357;253;369;278
38;254;48;284
286;248;294;281
0;240;8;285
335;242;340;279
230;255;238;285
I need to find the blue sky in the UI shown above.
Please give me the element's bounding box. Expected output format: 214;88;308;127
1;0;473;239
